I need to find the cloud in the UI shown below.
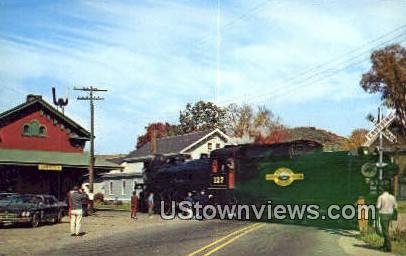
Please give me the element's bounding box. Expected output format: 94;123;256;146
0;0;405;153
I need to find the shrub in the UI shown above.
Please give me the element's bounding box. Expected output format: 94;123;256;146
113;200;123;206
94;193;104;203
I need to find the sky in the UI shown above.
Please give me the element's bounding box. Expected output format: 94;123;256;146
0;0;405;154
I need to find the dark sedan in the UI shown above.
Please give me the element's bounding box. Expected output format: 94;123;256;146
0;194;67;227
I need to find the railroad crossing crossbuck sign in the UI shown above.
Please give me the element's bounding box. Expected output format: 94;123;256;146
363;111;397;147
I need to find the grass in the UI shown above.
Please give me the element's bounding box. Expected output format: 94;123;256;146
398;201;406;214
357;227;406;255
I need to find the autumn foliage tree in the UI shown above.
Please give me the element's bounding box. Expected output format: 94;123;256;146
360;44;406;134
136;102;286;148
340;128;369;150
254;126;290;144
136;122;181;149
225;104;282;138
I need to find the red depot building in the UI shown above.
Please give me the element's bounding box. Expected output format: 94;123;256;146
0;95;119;199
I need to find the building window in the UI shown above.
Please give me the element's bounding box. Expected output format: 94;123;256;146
23;125;31;135
216;143;221;149
22;120;47;137
122;180;126;195
39;126;46;136
208;143;212;151
109;181;113;195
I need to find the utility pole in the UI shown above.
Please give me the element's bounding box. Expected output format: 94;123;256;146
74;86;107;213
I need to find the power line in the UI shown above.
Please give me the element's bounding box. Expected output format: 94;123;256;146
251;39;405;106
279;24;406;84
252;35;406;105
221;26;406;105
223;29;406;104
126;31;405;124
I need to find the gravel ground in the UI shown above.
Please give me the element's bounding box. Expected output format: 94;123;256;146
1;211;403;256
0;211;181;255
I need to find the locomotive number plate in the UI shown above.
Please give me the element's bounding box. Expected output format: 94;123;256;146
212;175;225;184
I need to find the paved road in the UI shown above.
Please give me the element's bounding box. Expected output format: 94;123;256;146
40;219;382;256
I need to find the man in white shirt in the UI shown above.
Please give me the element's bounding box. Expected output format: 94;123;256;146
376;190;398;252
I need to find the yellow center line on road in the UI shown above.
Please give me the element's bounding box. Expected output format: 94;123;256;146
187;223;262;256
202;223;266;256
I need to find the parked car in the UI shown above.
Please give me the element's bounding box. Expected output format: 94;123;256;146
0;194;67;227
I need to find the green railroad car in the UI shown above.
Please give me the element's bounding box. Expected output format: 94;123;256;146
209;140;399;228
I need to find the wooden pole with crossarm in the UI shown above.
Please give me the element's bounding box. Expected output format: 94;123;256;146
74;86;107;213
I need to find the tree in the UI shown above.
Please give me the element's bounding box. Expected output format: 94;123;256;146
340;128;369;150
179;101;226;133
225;103;254;137
360;44;406;134
254;126;290;144
224;103;283;138
136;122;182;149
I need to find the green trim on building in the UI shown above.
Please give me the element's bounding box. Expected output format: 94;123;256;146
0;148;121;170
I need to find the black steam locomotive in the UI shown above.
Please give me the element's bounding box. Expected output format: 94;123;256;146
142;154;211;212
141;140;398;228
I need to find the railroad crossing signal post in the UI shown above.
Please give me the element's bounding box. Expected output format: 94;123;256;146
364;107;397;192
378;108;385;185
74;86;107;213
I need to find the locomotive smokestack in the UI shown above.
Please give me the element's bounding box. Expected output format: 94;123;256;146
150;128;157;154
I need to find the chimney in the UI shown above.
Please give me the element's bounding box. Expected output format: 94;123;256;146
26;94;42;103
150;129;157;154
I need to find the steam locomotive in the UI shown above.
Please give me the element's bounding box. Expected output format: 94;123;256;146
142;139;398;227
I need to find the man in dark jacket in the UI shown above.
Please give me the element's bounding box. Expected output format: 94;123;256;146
69;186;86;236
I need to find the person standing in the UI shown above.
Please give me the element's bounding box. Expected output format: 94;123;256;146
147;192;154;218
197;190;208;220
376;189;398;252
86;186;94;215
131;191;139;220
185;192;194;218
69;186;86;236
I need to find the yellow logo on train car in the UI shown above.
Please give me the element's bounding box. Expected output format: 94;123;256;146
265;167;304;186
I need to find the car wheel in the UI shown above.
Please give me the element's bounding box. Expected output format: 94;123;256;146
31;213;40;228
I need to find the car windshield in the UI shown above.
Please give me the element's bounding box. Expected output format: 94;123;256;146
0;194;16;204
0;194;14;200
4;195;42;204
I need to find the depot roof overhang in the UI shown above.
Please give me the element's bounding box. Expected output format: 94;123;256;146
0;148;122;170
